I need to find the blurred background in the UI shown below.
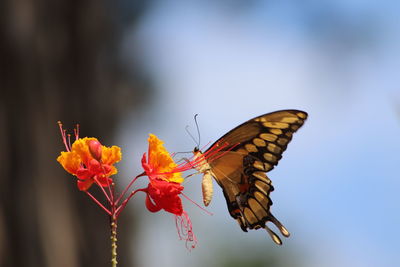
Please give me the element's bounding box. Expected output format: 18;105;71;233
1;0;399;266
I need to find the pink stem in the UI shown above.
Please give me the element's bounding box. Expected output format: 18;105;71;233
86;191;112;215
115;172;146;205
94;177;112;205
115;188;146;217
101;164;114;204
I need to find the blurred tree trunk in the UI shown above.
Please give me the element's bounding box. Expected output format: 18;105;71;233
0;0;149;266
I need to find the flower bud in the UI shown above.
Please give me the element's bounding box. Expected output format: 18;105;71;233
88;139;102;161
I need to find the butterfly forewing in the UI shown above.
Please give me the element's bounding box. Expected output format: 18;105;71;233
210;110;307;172
204;110;307;245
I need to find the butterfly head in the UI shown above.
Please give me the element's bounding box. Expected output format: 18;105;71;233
192;146;203;159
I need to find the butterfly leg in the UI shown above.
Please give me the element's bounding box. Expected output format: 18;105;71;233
183;172;198;179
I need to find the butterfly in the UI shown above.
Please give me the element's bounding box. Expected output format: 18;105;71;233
192;110;307;245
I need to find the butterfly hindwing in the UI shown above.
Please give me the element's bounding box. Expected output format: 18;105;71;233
204;110;307;244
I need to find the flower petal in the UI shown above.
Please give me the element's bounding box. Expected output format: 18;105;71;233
76;167;92;180
162;193;183;215
87;158;102;173
147;179;184;216
141;153;151;174
147;134;183;183
102;145;122;165
71;137;98;165
145;194;162;213
77;179;94;191
57;151;81;175
108;165;118;176
96;176;113;187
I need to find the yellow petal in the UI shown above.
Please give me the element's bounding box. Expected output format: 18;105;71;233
148;134;183;183
168;172;184;184
102;145;122;165
57;151;81;175
71;137;97;164
108;165;118;176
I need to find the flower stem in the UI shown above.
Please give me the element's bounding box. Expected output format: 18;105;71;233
115;188;145;217
115;172;146;205
94;177;112;204
110;216;118;267
86;191;112;215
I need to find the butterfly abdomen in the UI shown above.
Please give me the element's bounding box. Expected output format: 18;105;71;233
193;150;215;206
201;171;213;206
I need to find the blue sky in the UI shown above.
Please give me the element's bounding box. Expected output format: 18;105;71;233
117;1;400;266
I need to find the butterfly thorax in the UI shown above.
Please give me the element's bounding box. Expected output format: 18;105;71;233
192;150;212;174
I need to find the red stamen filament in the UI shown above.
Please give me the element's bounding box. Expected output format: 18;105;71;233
181;192;213;216
205;142;240;163
58;122;71;151
174;140;238;172
74;124;80;141
175;211;197;250
67;134;72;151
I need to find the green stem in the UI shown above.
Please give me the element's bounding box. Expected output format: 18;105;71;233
111;216;118;267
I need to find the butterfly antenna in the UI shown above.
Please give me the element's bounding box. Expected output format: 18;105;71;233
185;125;198;147
194;114;201;148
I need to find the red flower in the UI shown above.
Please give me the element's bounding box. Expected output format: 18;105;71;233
144;178;183;215
141;134;197;249
57;123;121;191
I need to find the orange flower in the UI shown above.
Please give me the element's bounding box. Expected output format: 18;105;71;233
141;134;197;249
57;135;121;191
142;134;184;183
141;134;185;214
